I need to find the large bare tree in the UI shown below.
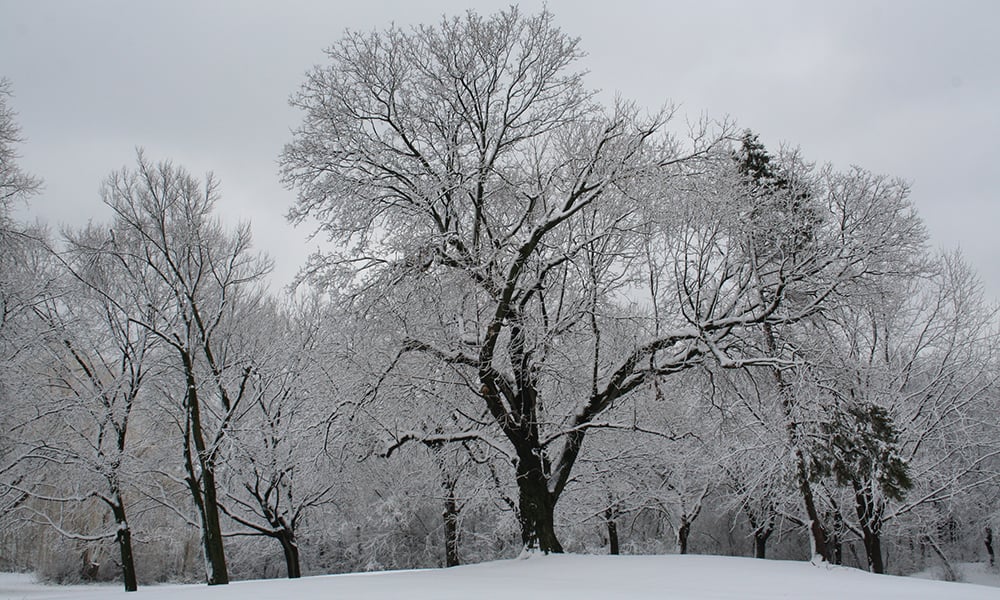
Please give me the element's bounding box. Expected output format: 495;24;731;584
281;8;721;552
280;8;921;553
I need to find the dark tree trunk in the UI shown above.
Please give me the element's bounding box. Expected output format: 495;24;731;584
515;454;563;553
745;505;774;559
677;520;691;555
199;469;229;585
117;526;138;592
278;531;301;579
790;431;828;560
222;504;303;579
111;503;138;592
985;526;995;568
443;487;461;567
863;528;884;574
853;484;885;573
181;350;229;585
828;534;843;565
479;317;590;557
828;511;843;566
605;508;620;555
753;525;773;559
754;533;768;559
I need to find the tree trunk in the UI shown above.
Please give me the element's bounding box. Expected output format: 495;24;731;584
182;350;229;585
677;520;691;555
784;442;829;562
985;526;994;568
863;527;884;574
754;533;768;559
278;531;301;579
853;485;885;573
828;532;843;565
828;511;843;566
745;505;774;559
753;526;772;559
605;507;620;556
199;470;229;585
515;454;562;553
924;534;958;581
111;504;138;592
762;322;829;563
792;444;828;560
443;489;461;567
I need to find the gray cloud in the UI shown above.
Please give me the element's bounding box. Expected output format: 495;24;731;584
2;0;998;296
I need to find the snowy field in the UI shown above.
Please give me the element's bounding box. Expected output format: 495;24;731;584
911;561;1000;588
2;554;998;600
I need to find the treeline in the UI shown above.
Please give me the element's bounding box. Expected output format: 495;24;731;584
1;8;997;592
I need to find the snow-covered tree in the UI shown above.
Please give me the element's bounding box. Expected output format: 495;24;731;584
280;8;721;552
808;251;1000;573
0;78;41;215
281;9;935;554
12;232;163;591
219;296;340;578
0;77;46;546
723;131;926;563
96;152;272;585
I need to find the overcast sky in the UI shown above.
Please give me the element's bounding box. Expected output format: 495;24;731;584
2;0;998;298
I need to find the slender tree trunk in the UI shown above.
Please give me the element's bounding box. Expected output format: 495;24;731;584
828;511;844;566
785;415;828;560
675;493;706;556
515;453;563;553
198;468;229;585
605;507;620;555
443;486;461;567
278;531;301;579
111;503;138;592
924;534;958;581
182;350;229;585
985;526;994;568
762;322;829;563
828;532;843;565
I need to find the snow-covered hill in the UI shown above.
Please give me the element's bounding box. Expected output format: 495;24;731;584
2;554;997;600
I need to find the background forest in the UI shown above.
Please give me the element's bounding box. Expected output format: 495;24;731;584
1;8;997;593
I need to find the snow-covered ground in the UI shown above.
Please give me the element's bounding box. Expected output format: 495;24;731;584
2;554;997;600
911;561;1000;588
